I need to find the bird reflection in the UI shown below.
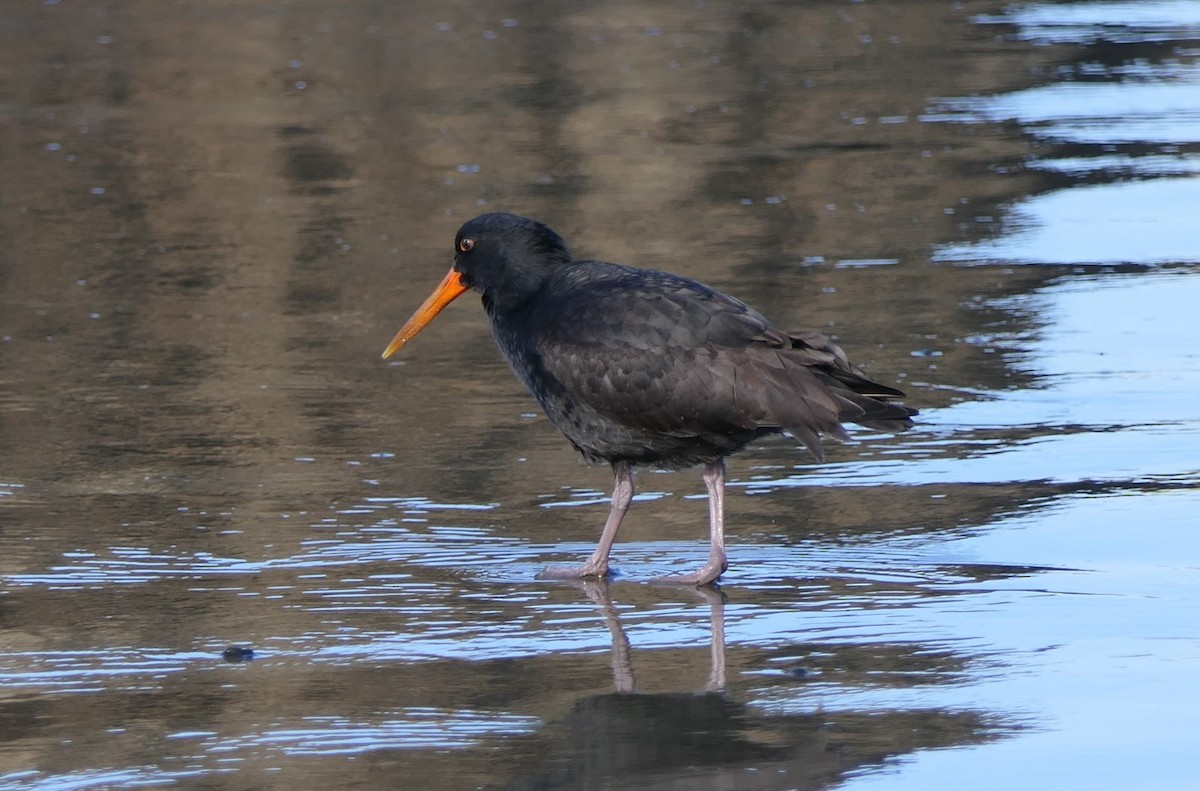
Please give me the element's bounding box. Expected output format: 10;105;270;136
506;582;998;790
579;579;726;695
508;581;835;790
580;580;636;695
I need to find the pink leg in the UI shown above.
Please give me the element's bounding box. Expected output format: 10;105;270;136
539;461;634;579
655;459;728;586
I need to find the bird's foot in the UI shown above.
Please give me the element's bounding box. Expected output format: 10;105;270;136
652;559;726;587
537;562;610;580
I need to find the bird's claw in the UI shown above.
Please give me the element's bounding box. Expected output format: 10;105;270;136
652;562;726;587
537;563;611;580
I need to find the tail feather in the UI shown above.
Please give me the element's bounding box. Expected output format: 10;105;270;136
747;333;916;461
831;388;916;431
759;357;853;463
782;328;916;432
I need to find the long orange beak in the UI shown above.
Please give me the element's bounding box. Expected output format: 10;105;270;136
381;268;469;359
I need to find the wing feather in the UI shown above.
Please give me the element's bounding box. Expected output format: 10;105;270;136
516;261;912;463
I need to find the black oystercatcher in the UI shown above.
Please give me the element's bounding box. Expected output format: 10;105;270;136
382;213;914;585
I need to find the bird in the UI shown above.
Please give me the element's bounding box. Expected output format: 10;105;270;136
382;213;915;585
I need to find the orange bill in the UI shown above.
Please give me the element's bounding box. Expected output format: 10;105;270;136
381;268;469;359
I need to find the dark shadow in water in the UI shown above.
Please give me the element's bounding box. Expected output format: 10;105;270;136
503;581;998;791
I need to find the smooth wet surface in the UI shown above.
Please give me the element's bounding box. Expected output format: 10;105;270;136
2;1;1199;789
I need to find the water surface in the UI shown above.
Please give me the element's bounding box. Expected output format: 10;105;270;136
1;1;1198;789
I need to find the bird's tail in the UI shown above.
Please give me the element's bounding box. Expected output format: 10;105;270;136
755;330;916;461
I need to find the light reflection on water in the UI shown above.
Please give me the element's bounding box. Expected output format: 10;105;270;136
179;709;542;754
2;710;542;790
931;78;1200;144
933;2;1200;267
981;1;1200;42
936;178;1200;264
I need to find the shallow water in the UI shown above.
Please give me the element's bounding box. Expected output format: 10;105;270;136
2;1;1198;789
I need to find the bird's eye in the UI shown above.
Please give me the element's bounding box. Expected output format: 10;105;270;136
458;237;476;253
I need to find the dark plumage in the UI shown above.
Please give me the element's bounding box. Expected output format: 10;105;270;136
383;212;914;584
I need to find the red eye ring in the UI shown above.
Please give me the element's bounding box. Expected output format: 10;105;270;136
458;237;476;253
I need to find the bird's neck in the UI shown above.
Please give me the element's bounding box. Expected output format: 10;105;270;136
480;262;560;321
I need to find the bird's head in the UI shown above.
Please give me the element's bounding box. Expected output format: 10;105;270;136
381;213;571;359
